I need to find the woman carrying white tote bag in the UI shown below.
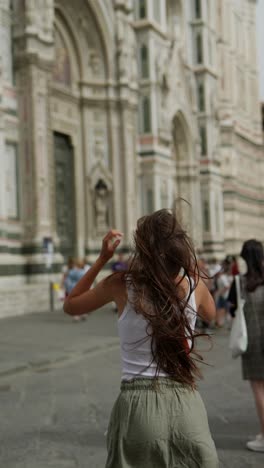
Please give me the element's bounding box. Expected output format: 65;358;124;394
229;275;248;358
228;240;264;452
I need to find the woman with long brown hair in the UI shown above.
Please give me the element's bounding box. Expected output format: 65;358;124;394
64;209;218;467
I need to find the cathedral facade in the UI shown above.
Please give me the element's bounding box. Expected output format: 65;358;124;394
0;0;263;316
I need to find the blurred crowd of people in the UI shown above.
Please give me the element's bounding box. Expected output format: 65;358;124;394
61;257;91;321
60;253;129;320
197;254;240;330
61;252;240;327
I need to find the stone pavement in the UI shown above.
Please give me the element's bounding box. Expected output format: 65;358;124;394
0;307;263;468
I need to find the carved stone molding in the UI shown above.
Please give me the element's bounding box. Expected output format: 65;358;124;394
88;159;113;193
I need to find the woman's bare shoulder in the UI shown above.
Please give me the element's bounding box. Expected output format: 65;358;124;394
105;272;126;293
106;272;127;311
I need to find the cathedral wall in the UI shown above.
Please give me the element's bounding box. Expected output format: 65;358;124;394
0;0;264;317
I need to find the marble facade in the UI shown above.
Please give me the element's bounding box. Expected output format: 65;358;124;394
0;0;263;316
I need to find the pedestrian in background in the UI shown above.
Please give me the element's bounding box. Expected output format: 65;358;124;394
64;259;86;322
61;257;74;295
228;239;264;452
231;255;239;276
208;259;222;302
111;252;128;273
196;255;212;331
83;258;91;273
64;209;219;468
215;259;232;327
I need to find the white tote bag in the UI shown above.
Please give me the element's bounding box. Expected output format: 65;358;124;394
229;275;248;358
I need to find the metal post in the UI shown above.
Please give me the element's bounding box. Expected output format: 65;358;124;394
49;281;54;312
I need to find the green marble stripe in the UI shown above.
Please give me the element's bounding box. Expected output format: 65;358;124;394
0;244;61;255
85;246;131;255
0;230;22;240
6;108;17;116
0;263;63;276
138;150;171;159
203;240;225;245
223;190;264;204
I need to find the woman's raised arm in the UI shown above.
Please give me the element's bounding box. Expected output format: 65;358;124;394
64;230;123;316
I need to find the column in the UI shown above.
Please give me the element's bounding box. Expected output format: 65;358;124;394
115;1;139;241
13;1;55;245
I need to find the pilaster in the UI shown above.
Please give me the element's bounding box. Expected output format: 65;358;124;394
115;1;139;241
13;1;55;246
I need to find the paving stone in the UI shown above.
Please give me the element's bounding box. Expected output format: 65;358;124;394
0;309;263;467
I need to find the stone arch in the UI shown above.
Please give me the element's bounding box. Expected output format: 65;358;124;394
54;1;110;83
53;28;71;87
171;111;201;239
50;1;117;258
84;0;115;80
172;111;192;162
52;13;81;90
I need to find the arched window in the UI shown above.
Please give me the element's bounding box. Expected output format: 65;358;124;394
139;0;146;19
141;96;151;133
167;0;182;39
199;124;207;156
197;82;205;111
140;45;149;78
194;0;201;19
196;33;203;64
202;199;210;232
153;0;160;23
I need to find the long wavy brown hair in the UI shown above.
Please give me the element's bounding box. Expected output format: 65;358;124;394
125;209;203;388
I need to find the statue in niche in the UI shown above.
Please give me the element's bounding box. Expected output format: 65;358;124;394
95;179;109;235
160;73;170;130
173;122;187;161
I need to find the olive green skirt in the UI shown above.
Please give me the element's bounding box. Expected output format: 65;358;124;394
106;378;219;468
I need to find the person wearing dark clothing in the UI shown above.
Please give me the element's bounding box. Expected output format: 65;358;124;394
228;239;264;452
111;253;128;273
231;256;239;276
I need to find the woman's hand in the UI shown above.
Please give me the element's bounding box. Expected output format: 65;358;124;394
99;230;123;263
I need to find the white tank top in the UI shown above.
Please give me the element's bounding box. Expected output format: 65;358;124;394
117;278;197;381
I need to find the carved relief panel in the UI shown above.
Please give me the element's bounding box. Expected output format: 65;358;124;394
59;0;106;82
53;29;71;86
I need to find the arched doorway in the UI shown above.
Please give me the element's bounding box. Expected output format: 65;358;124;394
48;0;138;261
50;1;110;260
172;112;190;202
50;13;81;260
171;112;199;237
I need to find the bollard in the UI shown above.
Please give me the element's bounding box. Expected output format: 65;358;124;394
49;281;54;311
